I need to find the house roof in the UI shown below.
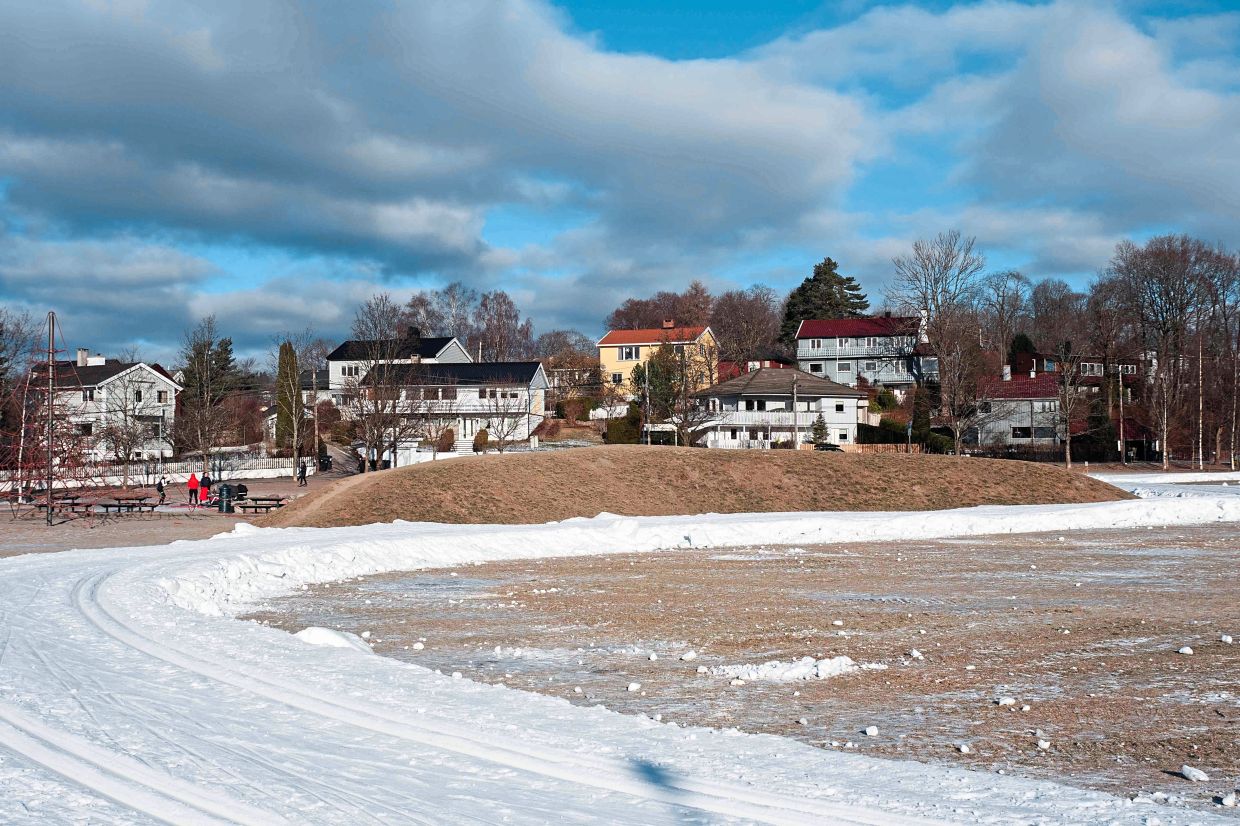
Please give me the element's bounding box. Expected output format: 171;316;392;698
597;326;710;347
981;373;1059;400
796;316;919;340
694;367;866;399
327;334;457;362
364;361;545;387
51;359;178;389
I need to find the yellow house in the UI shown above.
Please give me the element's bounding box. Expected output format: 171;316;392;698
597;320;718;397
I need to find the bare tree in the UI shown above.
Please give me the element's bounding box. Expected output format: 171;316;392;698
889;230;986;321
1030;280;1095;467
925;304;996;456
417;379;460;459
979;270;1029;355
473;291;534;361
710;285;782;366
345;294;422;470
480;382;531;452
173;316;237;472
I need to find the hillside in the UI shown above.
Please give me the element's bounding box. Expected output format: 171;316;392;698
259;446;1131;528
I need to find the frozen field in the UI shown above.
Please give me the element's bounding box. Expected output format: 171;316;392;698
249;524;1239;810
1;476;1239;823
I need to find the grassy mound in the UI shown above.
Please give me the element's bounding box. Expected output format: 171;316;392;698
261;445;1131;528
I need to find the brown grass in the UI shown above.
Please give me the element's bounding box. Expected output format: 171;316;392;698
259;445;1131;529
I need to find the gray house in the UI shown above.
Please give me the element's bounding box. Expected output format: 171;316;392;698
795;315;934;396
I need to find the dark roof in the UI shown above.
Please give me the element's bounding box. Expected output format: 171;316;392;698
694;367;866;399
50;359;175;388
363;361;544;387
981;373;1059;400
298;368;329;390
327;335;457;362
796;316;920;339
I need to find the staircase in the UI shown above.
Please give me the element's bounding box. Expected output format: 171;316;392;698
453;439;474;454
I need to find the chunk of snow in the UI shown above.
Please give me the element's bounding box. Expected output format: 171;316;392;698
1020;704;1032;712
996;697;1016;706
715;656;861;682
908;649;923;660
1221;635;1233;644
831;620;844;627
1037;739;1051;751
680;650;697;661
1220;791;1236;807
958;744;971;754
648;653;658;661
863;726;878;737
626;682;641;692
729;678;746;686
696;665;708;673
1178;646;1194;655
412;641;424;650
359;630;371;639
1180;765;1209;782
292;627;373;654
797;717;808;726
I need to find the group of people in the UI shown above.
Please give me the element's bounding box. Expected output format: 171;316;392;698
149;463;307;506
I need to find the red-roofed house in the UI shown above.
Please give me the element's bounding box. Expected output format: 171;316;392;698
794;314;931;394
597;320;717;397
975;372;1061;447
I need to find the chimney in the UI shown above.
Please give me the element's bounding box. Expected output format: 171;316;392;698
1002;365;1011;382
662;318;675;329
76;348;88;367
1029;369;1036;379
883;310;892;318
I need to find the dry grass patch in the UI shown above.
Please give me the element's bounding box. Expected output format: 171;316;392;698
260;445;1130;529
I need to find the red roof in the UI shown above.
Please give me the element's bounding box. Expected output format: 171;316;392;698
795;316;919;339
598;326;709;346
981;373;1059;400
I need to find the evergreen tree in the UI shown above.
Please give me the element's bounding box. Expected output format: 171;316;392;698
274;341;301;450
1007;332;1036;367
810;413;828;445
779;258;870;344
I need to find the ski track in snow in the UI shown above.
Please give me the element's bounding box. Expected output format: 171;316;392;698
1;479;1238;824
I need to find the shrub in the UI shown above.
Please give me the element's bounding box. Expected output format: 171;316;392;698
473;429;489;453
436;428;455;454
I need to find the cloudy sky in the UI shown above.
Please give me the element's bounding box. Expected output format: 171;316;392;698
1;0;1237;363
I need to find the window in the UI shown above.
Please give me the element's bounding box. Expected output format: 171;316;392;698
1033;426;1056;439
835;403;845;413
837;362;852;374
747;428;760;441
611;372;623;385
620;346;640;361
837;337;851;347
1120;364;1137;375
864;361;877;372
441;386;457;400
894;360;908;375
341;364;361;378
1011;426;1032;439
838;431;849;442
744;399;767;411
729;428;738;440
978;401;992;414
82;388;95;402
78;422;93;436
809;363;823;374
134;389;143;402
922;357;939;373
157;390;168;403
809;338;823;349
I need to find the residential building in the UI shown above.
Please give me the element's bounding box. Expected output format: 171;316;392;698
299;368;331;406
364;361;549;460
597;320;718;398
716;350;795;382
975;373;1061;448
51;348;181;461
692;367;867;449
794;315;933;394
327;327;471;408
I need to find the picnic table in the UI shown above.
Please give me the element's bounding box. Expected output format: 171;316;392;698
235;495;287;514
100;497;158;514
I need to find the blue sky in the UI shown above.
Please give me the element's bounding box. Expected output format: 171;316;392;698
1;0;1238;362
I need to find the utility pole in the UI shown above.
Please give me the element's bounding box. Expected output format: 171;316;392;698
1118;366;1127;465
792;374;799;449
45;311;55;526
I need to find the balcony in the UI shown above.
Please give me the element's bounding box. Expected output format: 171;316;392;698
705;410;851;427
797;343;914;360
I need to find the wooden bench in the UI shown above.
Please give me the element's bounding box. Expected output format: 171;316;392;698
235;502;283;514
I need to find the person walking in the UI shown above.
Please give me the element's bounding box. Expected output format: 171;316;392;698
186;472;200;506
200;472;212;503
297;460;307;487
155;477;166;506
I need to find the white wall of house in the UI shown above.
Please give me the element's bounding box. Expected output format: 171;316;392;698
328;339;471;407
975;398;1061;447
795;335;932;391
60;365;179;461
699;394;865;449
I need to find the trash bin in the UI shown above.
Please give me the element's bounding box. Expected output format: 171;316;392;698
217;484;234;514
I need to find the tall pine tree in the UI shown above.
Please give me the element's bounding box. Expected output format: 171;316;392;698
274;340;301;451
778;258;870;344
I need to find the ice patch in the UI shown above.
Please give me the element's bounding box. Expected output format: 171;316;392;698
714;656;870;682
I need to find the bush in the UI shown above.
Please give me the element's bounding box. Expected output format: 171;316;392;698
473;429;489;453
604;402;642;444
876;389;898;410
436;428;455;454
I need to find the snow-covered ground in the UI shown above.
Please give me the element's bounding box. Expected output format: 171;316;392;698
1;479;1238;823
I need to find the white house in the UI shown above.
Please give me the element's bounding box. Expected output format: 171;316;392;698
795;315;934;395
692;367;868;449
52;349;181;461
364;361;550;460
974;372;1062;448
327;327;472;408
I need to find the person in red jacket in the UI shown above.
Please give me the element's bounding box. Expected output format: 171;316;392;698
187;472;200;506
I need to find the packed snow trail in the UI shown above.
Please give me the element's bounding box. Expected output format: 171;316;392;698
2;492;1239;824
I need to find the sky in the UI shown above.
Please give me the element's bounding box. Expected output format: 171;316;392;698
1;0;1238;365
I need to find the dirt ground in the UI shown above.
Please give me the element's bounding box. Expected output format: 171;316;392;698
260;445;1132;528
247;525;1240;813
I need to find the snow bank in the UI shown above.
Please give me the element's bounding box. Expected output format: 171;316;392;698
155;494;1240;619
293;627;373;654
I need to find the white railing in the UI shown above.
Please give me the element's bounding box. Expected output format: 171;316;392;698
797;344;913;360
707;411;849;427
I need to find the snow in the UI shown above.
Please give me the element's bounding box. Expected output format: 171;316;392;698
1181;765;1210;782
2;487;1239;823
293;626;373;654
715;656;861;682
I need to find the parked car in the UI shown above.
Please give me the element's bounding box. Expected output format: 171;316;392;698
813;442;843;452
